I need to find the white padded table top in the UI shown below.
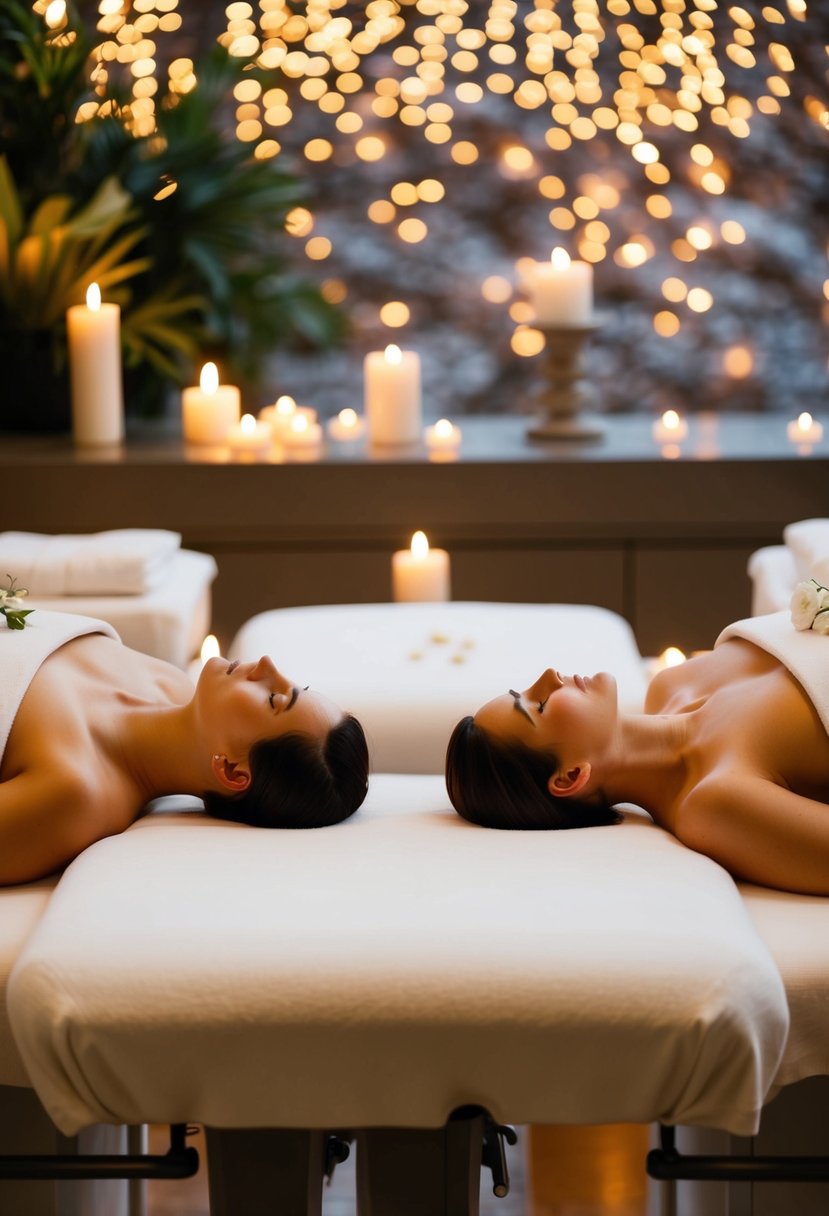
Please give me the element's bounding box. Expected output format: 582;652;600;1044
229;603;649;773
24;549;217;668
9;777;786;1139
0;878;56;1087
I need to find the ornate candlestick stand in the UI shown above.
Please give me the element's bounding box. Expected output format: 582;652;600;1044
527;318;604;442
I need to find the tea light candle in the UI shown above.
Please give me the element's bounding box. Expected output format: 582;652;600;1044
283;412;323;452
182;362;241;445
260;395;317;437
327;407;366;443
652;409;689;444
392;531;451;603
424;418;462;459
188;633;220;683
525;248;593;326
227;412;272;459
66;282;124;446
364;344;422;445
787;412;823;445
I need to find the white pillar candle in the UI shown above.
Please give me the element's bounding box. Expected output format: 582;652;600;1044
327;407;367;443
282;412;324;453
525;248;593;326
66;283;124;446
392;530;451;603
787;412;823;445
424;417;462;457
364;344;422;445
227;412;272;459
182;362;241;445
652;409;689;444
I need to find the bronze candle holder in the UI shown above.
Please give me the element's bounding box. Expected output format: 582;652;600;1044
527;319;604;442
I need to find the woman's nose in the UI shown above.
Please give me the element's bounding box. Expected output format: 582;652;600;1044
527;668;562;698
249;656;286;685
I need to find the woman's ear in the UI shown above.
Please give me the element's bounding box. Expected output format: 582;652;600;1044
547;762;592;799
210;753;251;793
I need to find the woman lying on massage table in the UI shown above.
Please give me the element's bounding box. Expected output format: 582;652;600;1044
0;618;368;885
445;618;829;896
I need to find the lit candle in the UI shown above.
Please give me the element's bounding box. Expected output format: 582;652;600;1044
182;363;241;445
424;418;462;458
525;248;593;326
188;633;220;682
227;412;272;459
787;412;823;446
259;395;317;438
282;412;324;454
364;343;422;445
646;645;687;679
652;409;689;444
66;283;124;446
327;407;367;443
392;530;451;603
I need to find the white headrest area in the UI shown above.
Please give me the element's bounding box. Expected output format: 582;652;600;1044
230;602;649;773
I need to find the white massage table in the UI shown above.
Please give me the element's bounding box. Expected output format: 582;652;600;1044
2;601;828;1216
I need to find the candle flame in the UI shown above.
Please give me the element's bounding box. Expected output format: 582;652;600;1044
434;418;454;438
240;413;256;434
550;247;571;271
659;646;686;668
200;362;219;395
291;414;309;433
200;633;220;662
385;343;402;365
85;282;101;311
338;407;358;429
661;408;681;431
275;394;296;417
44;0;66;29
411;530;429;559
797;411;813;432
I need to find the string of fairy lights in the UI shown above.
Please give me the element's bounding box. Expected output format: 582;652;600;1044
36;0;828;375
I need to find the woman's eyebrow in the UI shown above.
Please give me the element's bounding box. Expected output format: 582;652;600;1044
285;686;300;712
508;689;534;725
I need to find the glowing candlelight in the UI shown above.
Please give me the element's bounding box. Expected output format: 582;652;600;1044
424;417;462;458
391;530;451;602
227;412;272;458
787;412;823;446
524;246;593;325
283;411;324;452
182;362;241;445
652;409;689;444
66;281;124;446
327;407;367;443
364;343;422;445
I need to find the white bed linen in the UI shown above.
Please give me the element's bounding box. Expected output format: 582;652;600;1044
22;549;217;668
230;602;649;774
0;879;56;1086
9;777;787;1139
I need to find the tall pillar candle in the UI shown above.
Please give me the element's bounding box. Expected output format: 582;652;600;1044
66;283;124;446
182;362;241;444
364;344;422;445
525;248;593;325
392;531;450;602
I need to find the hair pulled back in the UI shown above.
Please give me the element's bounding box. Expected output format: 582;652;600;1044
203;713;369;829
445;715;621;830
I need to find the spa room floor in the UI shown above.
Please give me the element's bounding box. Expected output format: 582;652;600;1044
147;1123;650;1216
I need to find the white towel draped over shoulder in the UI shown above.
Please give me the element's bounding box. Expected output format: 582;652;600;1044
0;530;181;596
783;518;829;587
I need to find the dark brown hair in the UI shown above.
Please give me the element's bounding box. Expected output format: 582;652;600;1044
203;713;369;829
445;715;621;830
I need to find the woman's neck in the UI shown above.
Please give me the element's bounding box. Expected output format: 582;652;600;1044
601;712;695;822
102;701;214;804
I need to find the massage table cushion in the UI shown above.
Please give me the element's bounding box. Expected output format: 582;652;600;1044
9;776;787;1139
229;602;649;773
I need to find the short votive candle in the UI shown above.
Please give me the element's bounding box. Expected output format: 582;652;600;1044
182;362;241;445
424;418;462;456
227;412;272;458
392;531;451;603
327;408;367;443
652;409;688;444
787;412;823;445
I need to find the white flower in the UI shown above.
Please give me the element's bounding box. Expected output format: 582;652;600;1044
812;608;829;636
791;580;821;630
2;596;23;611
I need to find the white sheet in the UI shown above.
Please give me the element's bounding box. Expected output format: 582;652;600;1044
0;530;181;596
8;777;787;1139
230;602;649;774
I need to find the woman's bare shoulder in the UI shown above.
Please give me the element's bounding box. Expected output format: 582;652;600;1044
0;767;107;885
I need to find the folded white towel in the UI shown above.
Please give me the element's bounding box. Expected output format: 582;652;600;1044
0;530;181;596
783;519;829;587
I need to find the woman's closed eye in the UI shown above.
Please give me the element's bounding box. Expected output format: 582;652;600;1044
538;697;549;714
